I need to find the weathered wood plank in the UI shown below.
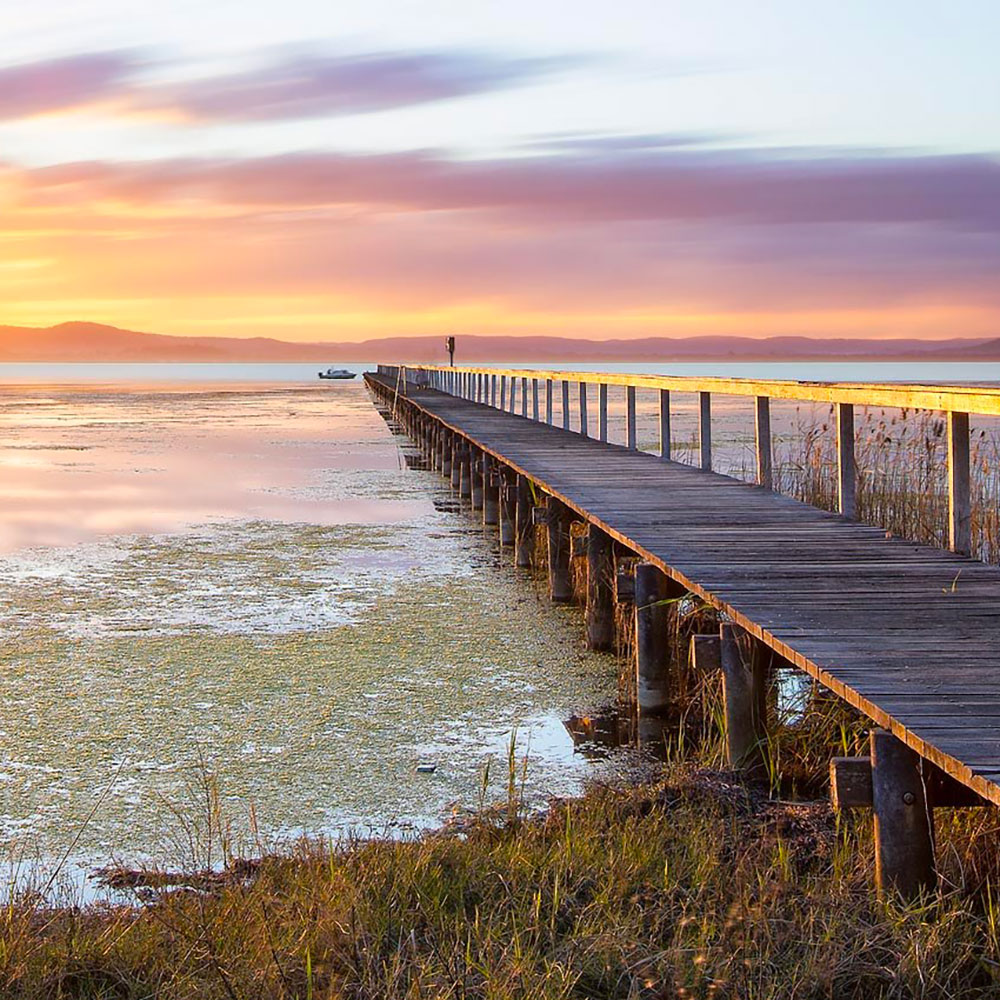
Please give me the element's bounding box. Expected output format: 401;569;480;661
365;374;1000;808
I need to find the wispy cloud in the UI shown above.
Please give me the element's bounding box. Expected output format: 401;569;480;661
0;47;588;123
18;147;1000;231
0;51;135;119
146;49;588;121
3;142;998;339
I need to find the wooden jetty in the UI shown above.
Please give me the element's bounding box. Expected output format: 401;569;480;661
366;364;1000;900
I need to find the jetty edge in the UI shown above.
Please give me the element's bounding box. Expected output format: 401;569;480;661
368;363;1000;901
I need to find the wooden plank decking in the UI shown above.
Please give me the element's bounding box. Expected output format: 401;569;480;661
369;374;1000;806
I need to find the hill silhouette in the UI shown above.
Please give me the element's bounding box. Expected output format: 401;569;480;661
0;321;996;363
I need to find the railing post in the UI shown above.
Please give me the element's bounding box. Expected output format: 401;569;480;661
521;377;528;418
509;378;517;414
491;374;497;407
599;383;608;443
837;402;855;518
532;378;540;421
545;379;553;424
499;375;506;412
699;392;712;470
755;395;772;489
659;389;670;461
626;386;637;450
579;383;588;437
948;411;971;556
561;380;570;430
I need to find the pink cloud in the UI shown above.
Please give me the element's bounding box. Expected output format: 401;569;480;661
0;52;135;119
18;147;1000;232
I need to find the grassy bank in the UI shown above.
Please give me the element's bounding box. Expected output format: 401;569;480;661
4;762;1000;999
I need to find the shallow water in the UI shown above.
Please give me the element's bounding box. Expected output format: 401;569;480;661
0;379;617;895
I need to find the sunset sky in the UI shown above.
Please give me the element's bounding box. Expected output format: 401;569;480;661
2;0;998;342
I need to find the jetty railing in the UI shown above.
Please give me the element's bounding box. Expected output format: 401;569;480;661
376;364;1000;558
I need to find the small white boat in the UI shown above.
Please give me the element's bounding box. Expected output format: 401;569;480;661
318;368;357;380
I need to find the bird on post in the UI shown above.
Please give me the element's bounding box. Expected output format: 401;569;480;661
446;336;456;367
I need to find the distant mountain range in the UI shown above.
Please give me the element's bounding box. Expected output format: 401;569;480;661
1;321;999;363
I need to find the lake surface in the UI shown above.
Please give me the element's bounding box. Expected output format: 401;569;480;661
0;375;618;898
2;360;997;898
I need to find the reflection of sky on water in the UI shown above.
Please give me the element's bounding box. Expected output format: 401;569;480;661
0;382;421;552
0;380;616;894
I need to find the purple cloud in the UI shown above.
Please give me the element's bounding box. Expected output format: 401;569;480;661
0;52;135;119
0;47;586;123
149;50;587;121
22;147;1000;232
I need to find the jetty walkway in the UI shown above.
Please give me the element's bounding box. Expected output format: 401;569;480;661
366;365;1000;898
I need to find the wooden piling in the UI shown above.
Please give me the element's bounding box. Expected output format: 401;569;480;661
586;524;615;652
871;730;936;901
450;439;462;490
458;447;472;498
719;623;768;776
471;453;484;509
635;562;671;714
441;433;452;478
498;469;516;546
546;496;573;603
483;458;499;526
515;474;533;568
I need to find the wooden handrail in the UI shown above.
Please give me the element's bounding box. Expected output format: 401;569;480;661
377;363;985;556
379;363;1000;416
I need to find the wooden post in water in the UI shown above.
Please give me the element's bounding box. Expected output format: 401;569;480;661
837;402;856;518
719;623;768;777
586;524;615;651
626;386;637;450
450;438;462;490
871;729;936;900
498;469;516;546
948;411;971;556
483;458;499;526
699;392;712;470
659;389;671;460
515;474;533;568
599;384;608;443
471;453;484;510
635;562;671;714
546;496;573;603
458;446;472;499
441;432;452;478
755;396;772;489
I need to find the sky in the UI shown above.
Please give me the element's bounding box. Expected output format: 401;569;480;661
1;0;998;342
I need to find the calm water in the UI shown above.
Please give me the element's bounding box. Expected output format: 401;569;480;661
0;374;618;898
1;360;996;897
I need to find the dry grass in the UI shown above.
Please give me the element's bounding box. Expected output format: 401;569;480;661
5;761;1000;999
769;406;1000;563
